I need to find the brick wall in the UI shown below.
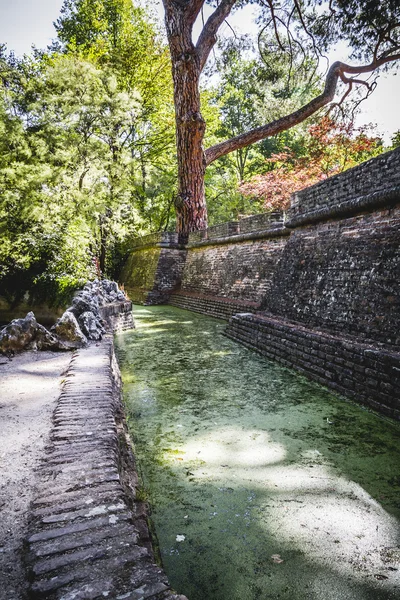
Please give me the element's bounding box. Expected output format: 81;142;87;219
169;291;258;320
120;245;187;305
225;313;400;420
288;147;400;226
181;236;288;305
264;205;400;347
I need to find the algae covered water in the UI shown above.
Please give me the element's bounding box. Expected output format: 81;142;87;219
116;305;400;600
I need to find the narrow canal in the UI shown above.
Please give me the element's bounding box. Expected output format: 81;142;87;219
116;305;400;600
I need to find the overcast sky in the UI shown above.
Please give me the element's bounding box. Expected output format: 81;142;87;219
0;0;399;144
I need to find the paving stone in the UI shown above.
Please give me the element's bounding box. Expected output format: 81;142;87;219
31;490;125;518
29;523;137;559
28;511;132;543
33;541;148;576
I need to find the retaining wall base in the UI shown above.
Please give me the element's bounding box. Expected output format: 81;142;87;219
168;291;259;320
225;312;400;421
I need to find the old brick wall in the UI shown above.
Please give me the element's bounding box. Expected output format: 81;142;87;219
120;243;187;305
289;146;400;226
264;206;400;347
225;313;400;420
119;148;400;418
180;236;288;305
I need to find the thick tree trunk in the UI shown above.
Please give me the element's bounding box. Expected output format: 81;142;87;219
163;2;207;234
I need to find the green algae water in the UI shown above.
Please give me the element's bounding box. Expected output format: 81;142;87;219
116;306;400;600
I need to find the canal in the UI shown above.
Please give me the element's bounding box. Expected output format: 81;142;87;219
116;305;400;600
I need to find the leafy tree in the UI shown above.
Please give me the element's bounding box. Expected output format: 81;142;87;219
55;0;177;233
240;117;383;210
161;0;400;233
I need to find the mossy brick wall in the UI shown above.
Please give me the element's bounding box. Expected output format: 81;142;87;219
264;205;400;347
120;245;187;304
180;236;289;305
225;313;400;420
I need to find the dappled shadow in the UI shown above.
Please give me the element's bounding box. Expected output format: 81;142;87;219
116;305;400;600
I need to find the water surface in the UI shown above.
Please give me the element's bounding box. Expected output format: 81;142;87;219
116;305;400;600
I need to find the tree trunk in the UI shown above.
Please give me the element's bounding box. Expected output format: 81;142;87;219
164;3;207;234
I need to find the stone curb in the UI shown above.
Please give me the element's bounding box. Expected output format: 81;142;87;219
25;329;187;599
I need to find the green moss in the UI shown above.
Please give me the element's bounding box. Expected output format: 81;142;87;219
116;306;400;600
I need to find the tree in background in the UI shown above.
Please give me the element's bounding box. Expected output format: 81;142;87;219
0;1;176;303
161;0;400;233
240;117;383;210
204;35;321;223
54;0;177;236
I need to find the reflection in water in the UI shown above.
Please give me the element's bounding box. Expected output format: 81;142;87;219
116;305;400;600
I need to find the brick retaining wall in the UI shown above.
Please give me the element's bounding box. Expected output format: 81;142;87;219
225;313;400;420
119;148;400;418
169;291;259;320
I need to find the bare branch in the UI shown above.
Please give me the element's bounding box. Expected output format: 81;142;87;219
196;0;238;72
205;53;400;165
266;0;285;52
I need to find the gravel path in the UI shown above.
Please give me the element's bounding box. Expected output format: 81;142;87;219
0;350;72;600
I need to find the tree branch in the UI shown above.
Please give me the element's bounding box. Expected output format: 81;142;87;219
205;53;400;166
196;0;238;72
185;0;206;26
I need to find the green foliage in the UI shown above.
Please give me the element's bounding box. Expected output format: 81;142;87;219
203;36;322;223
0;1;176;303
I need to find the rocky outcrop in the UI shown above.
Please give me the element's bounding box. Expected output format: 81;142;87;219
0;280;132;355
0;312;68;355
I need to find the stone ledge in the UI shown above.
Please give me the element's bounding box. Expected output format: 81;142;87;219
25;331;187;599
168;292;259;321
286;188;400;228
186;225;290;248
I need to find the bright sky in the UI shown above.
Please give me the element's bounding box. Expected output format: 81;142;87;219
0;0;399;143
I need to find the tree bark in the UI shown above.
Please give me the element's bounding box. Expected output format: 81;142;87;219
163;0;207;234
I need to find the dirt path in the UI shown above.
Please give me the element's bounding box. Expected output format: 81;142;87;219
0;350;72;600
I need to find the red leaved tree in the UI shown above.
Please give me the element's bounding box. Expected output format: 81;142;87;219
239;117;382;211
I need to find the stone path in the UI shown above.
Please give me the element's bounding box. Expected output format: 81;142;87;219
25;337;187;600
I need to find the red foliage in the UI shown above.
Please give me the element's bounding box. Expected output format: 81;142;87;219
240;117;382;210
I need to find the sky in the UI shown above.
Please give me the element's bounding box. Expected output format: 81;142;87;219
0;0;399;144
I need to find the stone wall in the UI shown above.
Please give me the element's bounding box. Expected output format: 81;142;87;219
264;206;400;347
288;146;400;226
120;235;187;305
225;313;400;420
180;236;289;305
169;291;259;320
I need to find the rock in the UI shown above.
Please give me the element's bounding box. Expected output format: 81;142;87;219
29;324;68;351
0;312;38;355
78;311;105;341
70;293;99;318
51;312;87;349
0;312;68;354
